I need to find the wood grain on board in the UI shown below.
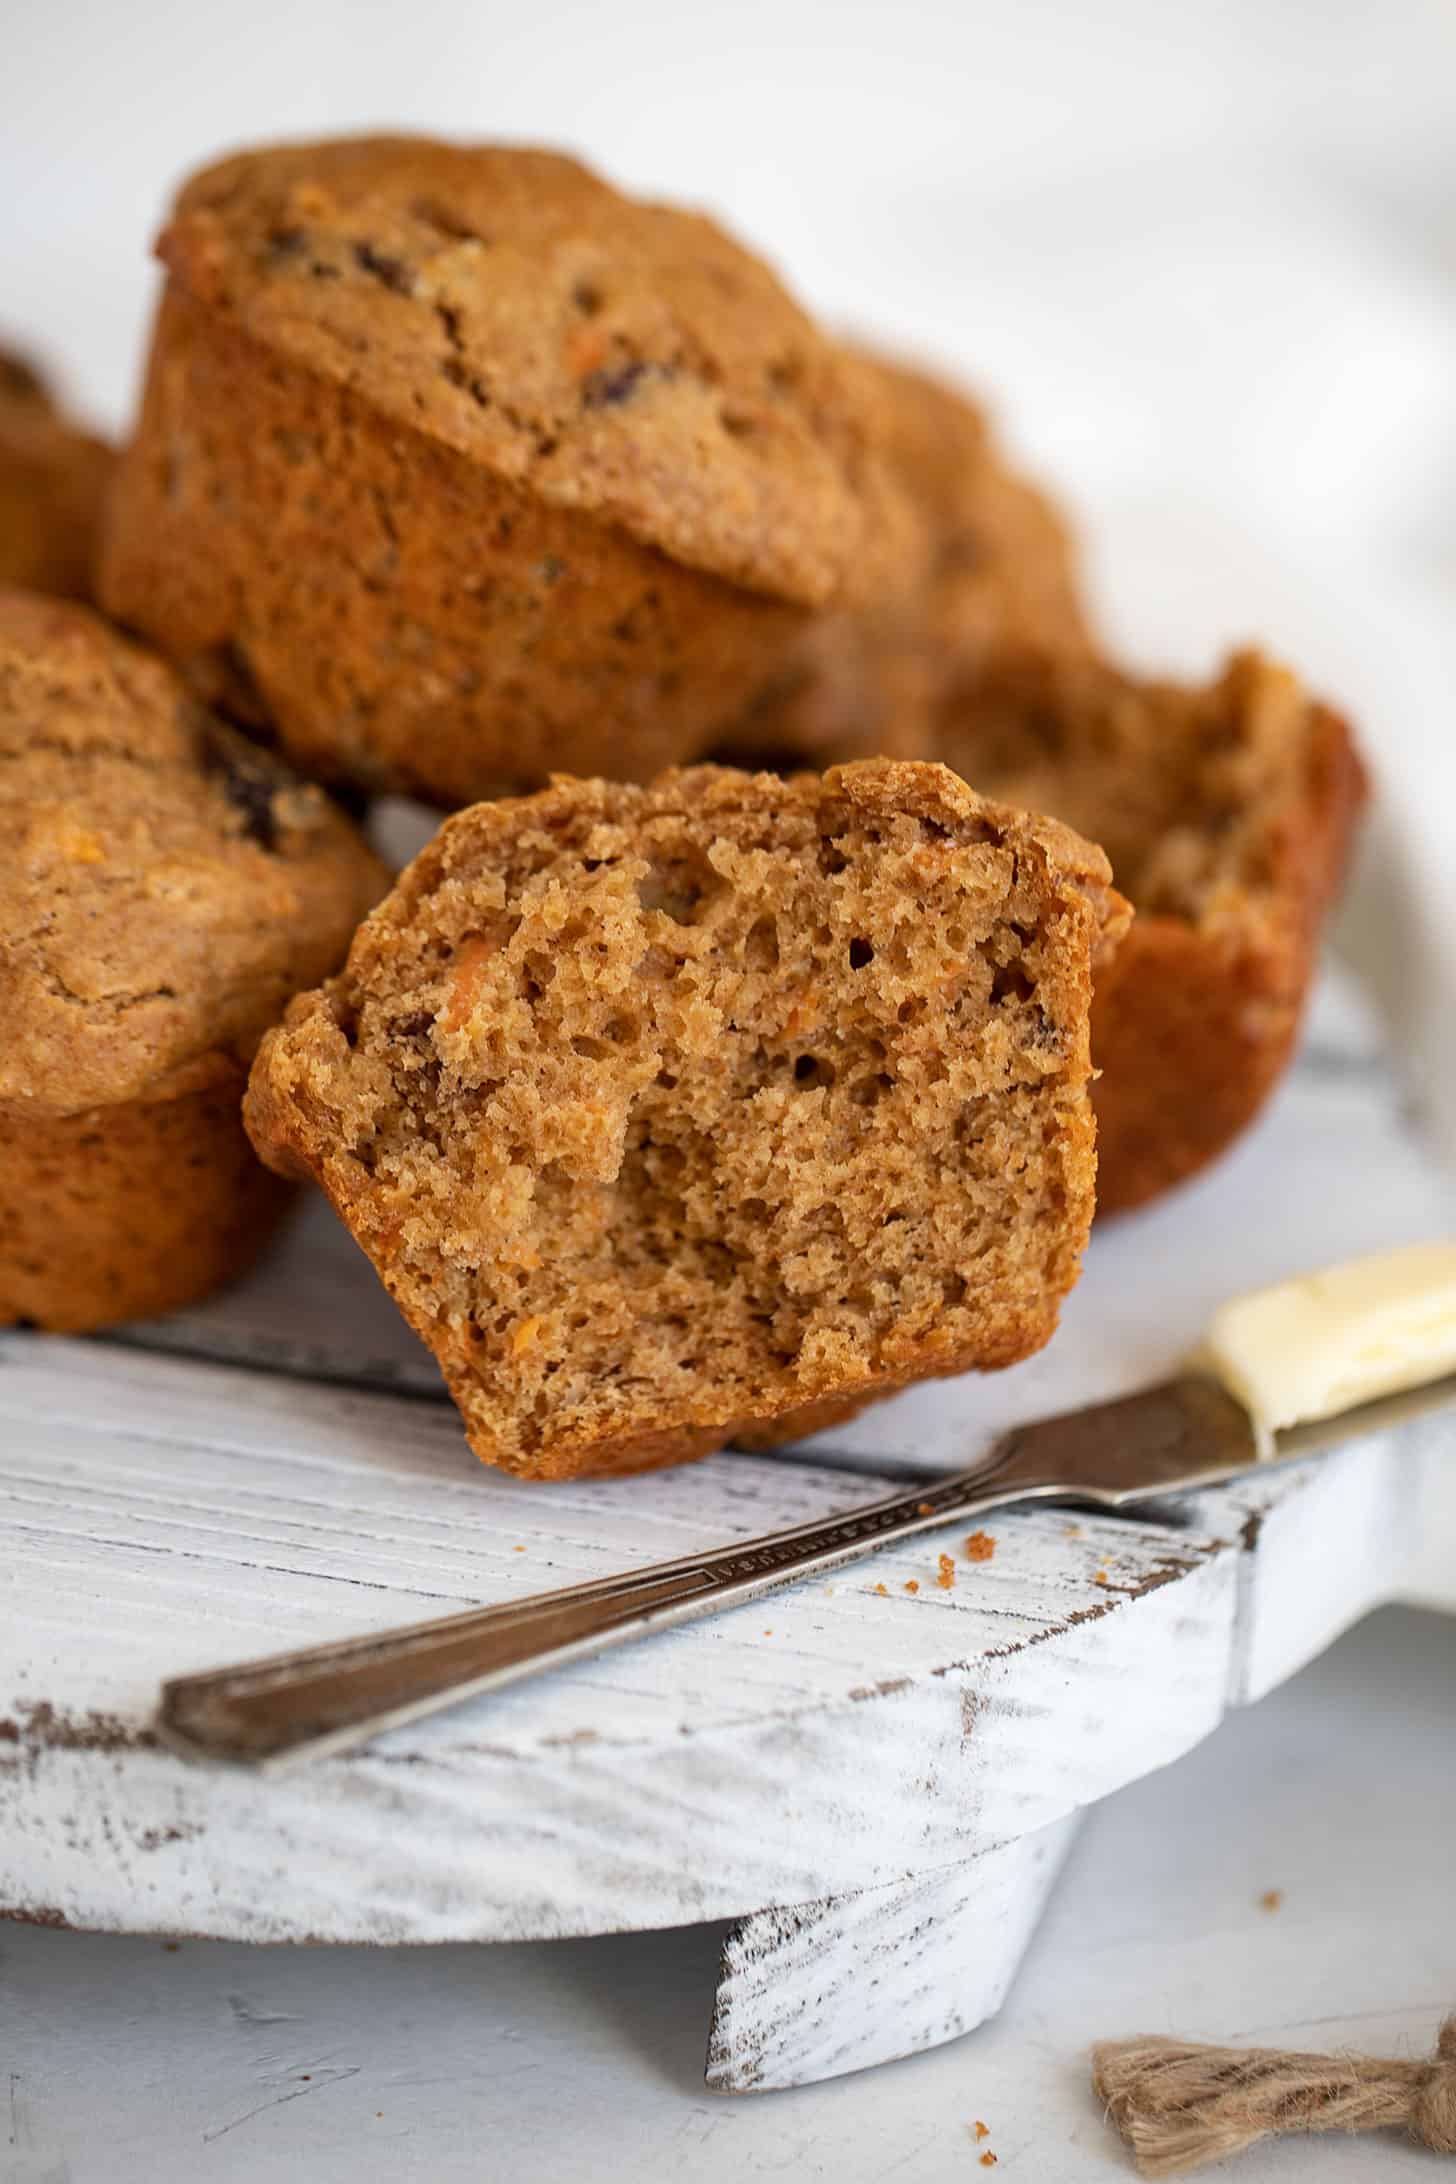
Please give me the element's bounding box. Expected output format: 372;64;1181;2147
3;969;1454;2086
707;1816;1081;2090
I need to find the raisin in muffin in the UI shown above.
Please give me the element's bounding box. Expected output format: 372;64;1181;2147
99;136;924;806
245;761;1128;1478
0;348;114;602
0;593;388;1330
928;646;1366;1212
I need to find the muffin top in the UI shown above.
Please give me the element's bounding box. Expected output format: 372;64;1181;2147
857;348;1090;657
156;135;919;611
0;592;388;1115
0;347;114;601
848;349;994;535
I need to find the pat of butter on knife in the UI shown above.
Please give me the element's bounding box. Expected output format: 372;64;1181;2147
1201;1240;1456;1450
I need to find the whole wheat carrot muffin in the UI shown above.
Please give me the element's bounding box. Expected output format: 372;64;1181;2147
99;136;923;806
245;760;1128;1478
863;352;1091;678
0;348;114;603
0;593;387;1330
926;646;1366;1212
714;349;1091;772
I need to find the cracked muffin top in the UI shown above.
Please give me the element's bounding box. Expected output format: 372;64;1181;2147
155;135;917;610
0;592;388;1115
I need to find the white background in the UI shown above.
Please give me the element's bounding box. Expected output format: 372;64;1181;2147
4;7;1456;2177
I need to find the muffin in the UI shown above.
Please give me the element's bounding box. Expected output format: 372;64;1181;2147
927;646;1367;1212
0;348;114;602
713;349;1092;771
245;760;1129;1478
0;593;388;1330
99;136;924;806
854;350;1092;682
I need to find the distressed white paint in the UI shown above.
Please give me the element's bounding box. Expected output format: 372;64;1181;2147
6;1607;1453;2178
1;1335;1243;1940
2;968;1454;2089
1216;1407;1456;1706
3;1343;1453;2091
700;1440;1456;2086
708;1814;1081;2090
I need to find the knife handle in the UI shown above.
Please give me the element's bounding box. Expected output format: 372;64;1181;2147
157;1453;1052;1771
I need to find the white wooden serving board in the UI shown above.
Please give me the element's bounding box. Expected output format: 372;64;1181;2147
3;970;1455;2091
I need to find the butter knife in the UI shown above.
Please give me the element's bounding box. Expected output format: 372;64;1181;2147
157;1241;1456;1771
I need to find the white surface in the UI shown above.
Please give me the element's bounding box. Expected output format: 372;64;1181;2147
4;999;1455;2098
0;1333;1252;1937
4;1604;1452;2183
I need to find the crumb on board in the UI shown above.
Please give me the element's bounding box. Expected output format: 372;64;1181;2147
980;2154;998;2169
1259;1888;1284;1913
964;1530;996;1563
904;1578;920;1595
937;1553;956;1591
762;1628;773;1637
972;2120;990;2141
512;1544;526;1553
874;1582;889;1597
1063;1520;1083;1538
917;1501;935;1516
1094;1567;1111;1585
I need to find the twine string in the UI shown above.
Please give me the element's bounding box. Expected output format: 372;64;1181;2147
1090;2013;1456;2178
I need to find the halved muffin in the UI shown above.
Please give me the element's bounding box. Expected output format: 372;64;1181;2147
246;760;1128;1476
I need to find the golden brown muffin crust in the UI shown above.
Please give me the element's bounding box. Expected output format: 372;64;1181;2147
926;645;1367;1211
158;135;911;610
0;1079;293;1332
714;349;1091;772
0;347;114;603
857;351;1089;669
0;592;388;1116
100;283;821;803
247;760;1127;1478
